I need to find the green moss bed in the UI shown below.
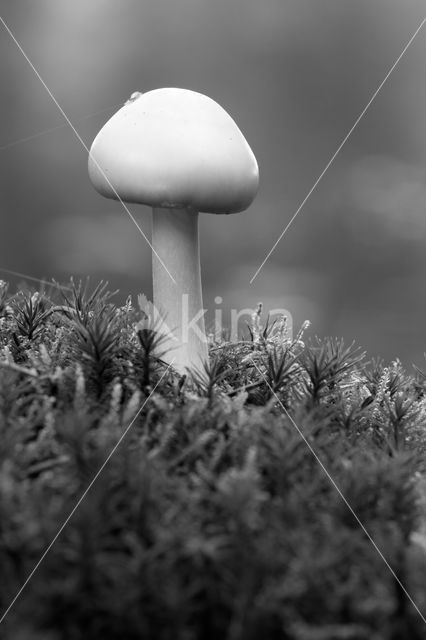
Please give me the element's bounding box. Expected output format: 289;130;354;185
0;278;425;639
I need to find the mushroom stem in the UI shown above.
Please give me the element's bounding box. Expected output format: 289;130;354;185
152;206;208;372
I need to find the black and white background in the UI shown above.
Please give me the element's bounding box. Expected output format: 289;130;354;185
1;0;426;364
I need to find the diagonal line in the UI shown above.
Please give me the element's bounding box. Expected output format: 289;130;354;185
250;357;426;626
0;267;73;291
0;16;176;285
0;361;174;625
0;101;123;152
0;123;74;151
250;16;426;284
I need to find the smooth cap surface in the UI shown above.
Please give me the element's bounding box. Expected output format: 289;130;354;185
88;88;259;214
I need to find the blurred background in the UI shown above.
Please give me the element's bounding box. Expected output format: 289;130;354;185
1;0;426;367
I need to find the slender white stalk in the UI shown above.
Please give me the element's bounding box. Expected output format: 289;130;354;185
152;207;208;372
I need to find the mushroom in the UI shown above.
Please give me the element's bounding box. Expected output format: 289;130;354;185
88;88;259;372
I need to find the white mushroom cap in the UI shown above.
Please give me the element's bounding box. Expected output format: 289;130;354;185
88;88;259;214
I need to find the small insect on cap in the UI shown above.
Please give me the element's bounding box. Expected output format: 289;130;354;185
88;87;259;214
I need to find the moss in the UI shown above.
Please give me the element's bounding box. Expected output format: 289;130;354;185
0;278;425;639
